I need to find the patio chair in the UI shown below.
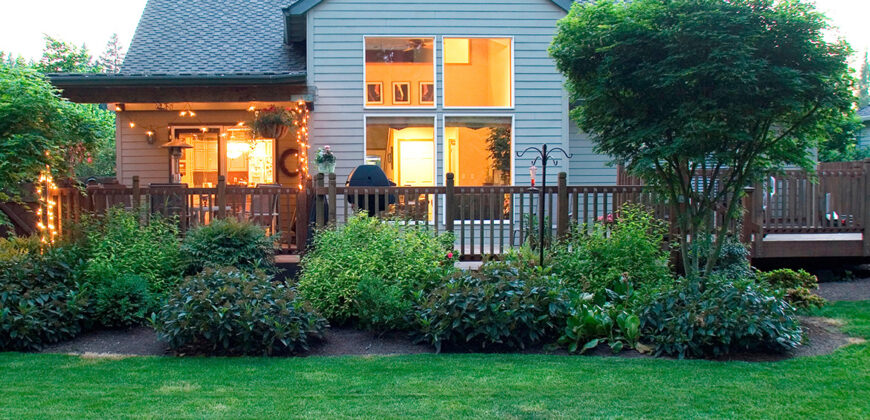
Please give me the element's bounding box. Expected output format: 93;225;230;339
249;184;281;234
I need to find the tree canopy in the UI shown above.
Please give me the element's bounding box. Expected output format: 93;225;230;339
551;0;856;275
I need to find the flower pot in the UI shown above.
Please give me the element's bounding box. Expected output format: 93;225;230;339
317;161;336;174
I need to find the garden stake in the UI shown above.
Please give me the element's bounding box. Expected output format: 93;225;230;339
516;143;572;266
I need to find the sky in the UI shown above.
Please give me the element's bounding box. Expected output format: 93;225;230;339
0;0;867;66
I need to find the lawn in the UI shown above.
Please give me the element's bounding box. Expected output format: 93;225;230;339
1;302;869;419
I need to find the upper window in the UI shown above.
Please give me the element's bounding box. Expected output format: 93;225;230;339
443;38;513;108
365;37;435;107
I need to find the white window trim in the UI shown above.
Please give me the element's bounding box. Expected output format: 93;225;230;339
442;36;516;110
441;114;516;225
362;35;438;110
362;114;439;188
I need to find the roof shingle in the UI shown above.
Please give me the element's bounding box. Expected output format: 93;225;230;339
122;0;305;77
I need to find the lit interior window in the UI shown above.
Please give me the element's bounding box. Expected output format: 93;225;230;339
365;117;435;186
445;117;512;186
179;127;274;187
365;37;435;107
444;38;512;108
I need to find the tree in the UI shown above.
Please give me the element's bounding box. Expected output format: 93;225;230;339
858;52;870;108
0;64;110;203
551;0;855;276
34;35;97;73
97;33;125;74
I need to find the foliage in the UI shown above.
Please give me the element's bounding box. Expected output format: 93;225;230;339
413;264;567;352
0;63;110;202
691;233;753;279
180;217;275;275
551;0;856;276
315;146;335;165
0;237;86;351
760;268;826;309
97;33;125;74
153;267;327;356
84;273;154;329
552;205;671;297
34;36;98;74
82;207;183;295
640;274;803;358
74;108;117;178
486;127;512;184
858;52;869;108
816;112;868;162
558;279;641;354
298;213;455;328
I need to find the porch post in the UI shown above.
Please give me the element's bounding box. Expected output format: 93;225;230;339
863;159;870;256
328;173;336;225
217;176;227;219
132;176;141;211
316;173;325;228
557;172;568;237
445;173;455;234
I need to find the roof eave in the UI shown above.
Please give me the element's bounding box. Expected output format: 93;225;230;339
48;73;308;88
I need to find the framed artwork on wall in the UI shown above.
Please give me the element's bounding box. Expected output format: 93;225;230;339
366;82;383;105
392;82;411;105
420;82;434;104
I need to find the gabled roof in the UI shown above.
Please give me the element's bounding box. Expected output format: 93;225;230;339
285;0;573;15
122;0;305;77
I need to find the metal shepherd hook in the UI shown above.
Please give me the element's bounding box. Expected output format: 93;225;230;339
516;144;572;266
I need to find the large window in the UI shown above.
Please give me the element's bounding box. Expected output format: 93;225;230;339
445;117;512;186
365;37;435;108
365;117;436;186
176;126;275;187
443;38;513;108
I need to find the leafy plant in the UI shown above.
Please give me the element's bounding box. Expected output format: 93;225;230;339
84;273;154;329
180;217;275;275
0;237;86;351
298;213;455;328
552;204;671;298
81;207;183;294
153;267;327;356
558;280;642;354
640;274;803;358
413;264;567;352
760;269;826;309
486;127;512;184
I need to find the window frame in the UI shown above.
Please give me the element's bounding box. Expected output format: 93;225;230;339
362;35;438;110
362;114;439;187
442;36;516;110
169;124;277;186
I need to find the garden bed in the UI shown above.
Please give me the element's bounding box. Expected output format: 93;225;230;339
40;316;856;361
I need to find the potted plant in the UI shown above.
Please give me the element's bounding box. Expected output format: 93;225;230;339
248;106;291;139
315;146;336;174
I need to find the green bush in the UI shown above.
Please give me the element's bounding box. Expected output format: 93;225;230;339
640;275;803;358
298;214;455;328
557;280;641;354
180;218;275;274
760;269;826;309
0;237;86;351
84;274;155;329
551;204;671;300
153;267;326;356
413;264;567;352
82;207;183;294
691;233;753;278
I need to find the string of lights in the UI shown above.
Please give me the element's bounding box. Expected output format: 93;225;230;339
35;165;58;245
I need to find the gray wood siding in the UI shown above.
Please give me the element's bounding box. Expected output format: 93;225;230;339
568;123;616;186
307;0;571;186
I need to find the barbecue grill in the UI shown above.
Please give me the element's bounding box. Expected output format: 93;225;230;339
346;165;396;216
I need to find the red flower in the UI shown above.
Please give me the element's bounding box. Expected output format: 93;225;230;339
447;252;454;259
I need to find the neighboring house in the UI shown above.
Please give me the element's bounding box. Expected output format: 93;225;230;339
858;105;870;150
50;0;612;195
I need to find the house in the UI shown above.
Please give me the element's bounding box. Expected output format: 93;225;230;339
49;0;612;193
859;105;870;150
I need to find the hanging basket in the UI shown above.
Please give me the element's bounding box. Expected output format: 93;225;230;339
257;124;289;140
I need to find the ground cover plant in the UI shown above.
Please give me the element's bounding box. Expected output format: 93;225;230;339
0;237;86;351
0;301;868;418
298;213;455;330
761;268;826;309
180;217;276;275
153;267;326;356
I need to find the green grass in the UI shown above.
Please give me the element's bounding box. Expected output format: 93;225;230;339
2;302;870;419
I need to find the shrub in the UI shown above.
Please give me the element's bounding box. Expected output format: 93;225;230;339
760;269;826;309
298;214;455;328
180;218;275;274
0;237;85;351
557;280;641;354
413;264;567;352
153;267;326;356
551;204;671;298
640;275;803;358
82;207;183;294
84;274;155;329
691;233;753;278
